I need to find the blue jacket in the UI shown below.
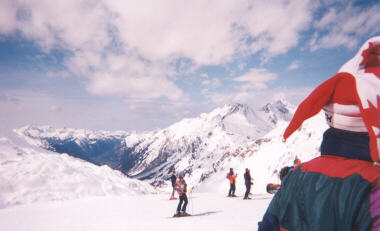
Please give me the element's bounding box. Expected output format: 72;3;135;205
259;128;380;231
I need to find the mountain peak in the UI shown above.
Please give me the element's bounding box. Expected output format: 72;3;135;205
258;99;293;126
222;103;251;117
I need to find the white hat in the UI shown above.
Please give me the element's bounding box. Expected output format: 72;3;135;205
284;36;380;162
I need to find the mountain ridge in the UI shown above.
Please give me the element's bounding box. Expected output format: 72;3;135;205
16;101;296;188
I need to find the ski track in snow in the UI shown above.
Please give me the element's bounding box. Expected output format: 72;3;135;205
0;193;272;231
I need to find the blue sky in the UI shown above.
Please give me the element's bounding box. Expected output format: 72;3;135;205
0;0;379;131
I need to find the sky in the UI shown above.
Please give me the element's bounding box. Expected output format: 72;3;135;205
0;0;379;131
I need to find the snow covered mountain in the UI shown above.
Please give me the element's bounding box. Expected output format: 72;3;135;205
16;126;134;172
0;131;156;209
123;103;275;184
197;112;328;194
16;101;304;189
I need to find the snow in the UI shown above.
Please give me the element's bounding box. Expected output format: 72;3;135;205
0;134;156;209
0;101;330;231
12;101;327;194
198;111;328;194
16;125;131;142
0;193;272;231
121;103;285;181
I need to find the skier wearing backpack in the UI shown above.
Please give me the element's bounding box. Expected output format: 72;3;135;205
258;36;380;231
174;172;190;217
227;168;237;197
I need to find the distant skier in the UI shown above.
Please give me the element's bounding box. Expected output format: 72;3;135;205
266;166;292;194
259;37;380;230
293;156;301;167
243;168;253;200
226;168;237;197
174;172;190;217
170;170;177;200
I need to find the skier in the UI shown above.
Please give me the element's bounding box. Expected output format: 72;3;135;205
170;170;177;200
259;36;380;230
226;168;237;197
174;172;190;217
243;168;253;200
293;156;301;167
266;166;292;194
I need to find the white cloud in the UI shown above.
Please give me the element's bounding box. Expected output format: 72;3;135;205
205;87;312;109
87;72;183;101
234;68;278;90
200;73;209;78
237;62;246;71
288;61;300;70
50;105;62;112
0;0;315;105
201;80;210;86
201;78;221;89
211;78;222;88
0;89;190;131
309;3;380;51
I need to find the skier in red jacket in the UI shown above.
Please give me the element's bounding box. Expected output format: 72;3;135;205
174;172;190;217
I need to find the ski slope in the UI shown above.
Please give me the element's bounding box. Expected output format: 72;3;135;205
0;193;272;231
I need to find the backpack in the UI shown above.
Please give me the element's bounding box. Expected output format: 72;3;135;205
226;173;231;180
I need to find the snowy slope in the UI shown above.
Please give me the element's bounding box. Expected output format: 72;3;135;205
0;193;272;231
122;102;290;187
197;112;328;195
0;133;156;209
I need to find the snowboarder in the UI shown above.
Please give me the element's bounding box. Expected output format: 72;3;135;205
259;36;380;230
170;170;177;200
174;172;190;217
226;168;237;197
243;168;253;200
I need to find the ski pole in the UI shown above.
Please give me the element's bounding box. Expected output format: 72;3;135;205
190;186;194;214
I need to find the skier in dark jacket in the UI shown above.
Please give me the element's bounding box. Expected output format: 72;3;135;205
174;172;190;216
170;170;177;200
227;168;237;197
244;168;253;199
259;36;380;231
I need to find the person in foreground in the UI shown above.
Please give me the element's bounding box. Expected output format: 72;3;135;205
259;36;380;231
174;172;190;217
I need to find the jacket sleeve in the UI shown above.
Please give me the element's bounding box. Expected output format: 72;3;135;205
355;178;380;230
370;183;380;230
258;188;281;231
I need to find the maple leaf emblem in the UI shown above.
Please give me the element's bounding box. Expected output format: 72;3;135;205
362;95;380;138
360;42;380;78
